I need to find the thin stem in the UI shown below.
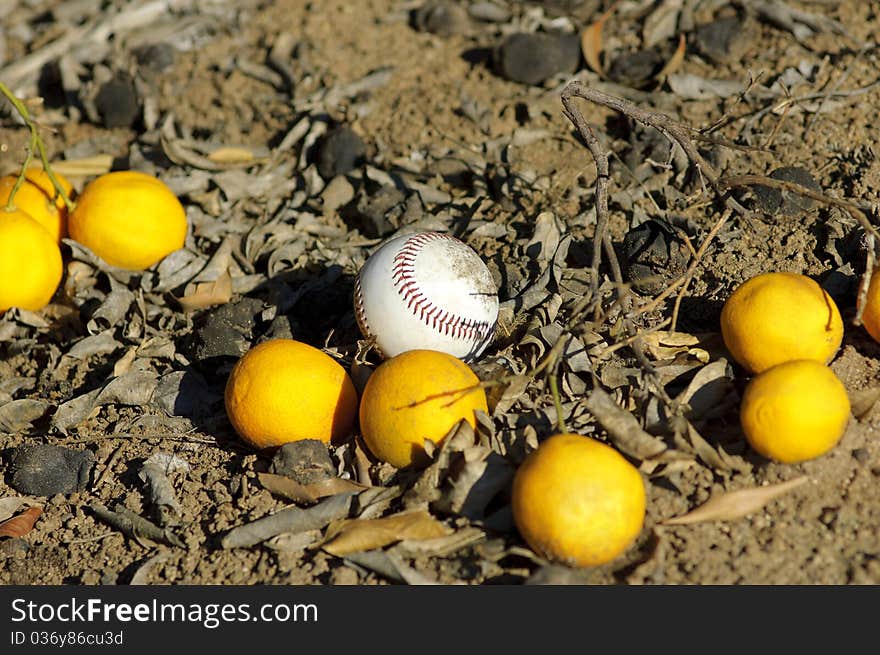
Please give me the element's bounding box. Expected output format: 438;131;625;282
0;81;74;212
548;371;568;435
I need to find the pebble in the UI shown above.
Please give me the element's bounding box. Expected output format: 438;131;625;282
468;1;510;23
346;185;407;238
852;448;870;464
7;444;95;497
494;32;582;86
412;2;471;36
622;219;690;295
607;48;665;88
183;297;265;366
752;166;821;218
269;440;335;485
694;14;749;65
316;126;367;180
134;42;177;73
94;72;140;129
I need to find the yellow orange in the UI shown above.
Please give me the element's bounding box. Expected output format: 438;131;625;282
0;169;73;243
859;265;880;344
0;208;63;312
358;349;487;468
68;171;186;270
512;434;646;567
225;339;358;450
720;272;842;373
740;359;850;463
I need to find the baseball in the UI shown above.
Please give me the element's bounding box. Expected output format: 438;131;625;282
354;231;499;362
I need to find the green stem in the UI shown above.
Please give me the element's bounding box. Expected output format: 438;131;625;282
0;81;74;213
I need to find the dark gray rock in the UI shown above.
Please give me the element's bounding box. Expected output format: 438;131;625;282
134;42;176;73
94;72;140;129
347;185;407;238
494;32;582;86
622;219;690;295
608;48;665;88
184;297;265;365
7;444;95;496
316;127;367;179
269;440;335;485
694;15;750;64
753;166;821;218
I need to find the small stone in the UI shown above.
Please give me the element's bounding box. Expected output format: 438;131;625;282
269;440;335;485
468;1;511;23
315;127;367;180
694;15;749;64
413;2;471;36
851;448;870;464
622;219;690;295
94;72;140;129
607;48;665;88
183;297;265;366
753;166;821;218
494;32;582;86
7;444;95;496
134;42;176;73
345;185;407;238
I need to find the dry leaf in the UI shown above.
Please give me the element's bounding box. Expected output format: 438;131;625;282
40;155;113;178
257;473;368;504
207;146;259;164
322;510;451;556
675;359;736;422
177;270;233;311
655;33;686;80
642;0;682;48
0;497;29;523
0;506;43;538
220;492;357;549
584;387;668;460
396;526;486;557
581;4;617;75
264;530;324;552
849;387;880;420
662;476;808;525
640;330;714;362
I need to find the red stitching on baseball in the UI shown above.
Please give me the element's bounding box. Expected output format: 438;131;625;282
354;274;388;358
389;232;494;350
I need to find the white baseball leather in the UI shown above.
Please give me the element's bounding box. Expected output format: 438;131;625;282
354;231;499;362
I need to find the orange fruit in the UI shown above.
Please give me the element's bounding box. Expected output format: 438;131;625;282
720;272;843;374
0;208;64;312
0;169;73;243
225;339;358;450
740;359;850;463
358;349;487;468
68;170;186;270
859;265;880;344
511;433;646;568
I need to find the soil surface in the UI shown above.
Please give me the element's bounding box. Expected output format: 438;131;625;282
2;0;880;585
